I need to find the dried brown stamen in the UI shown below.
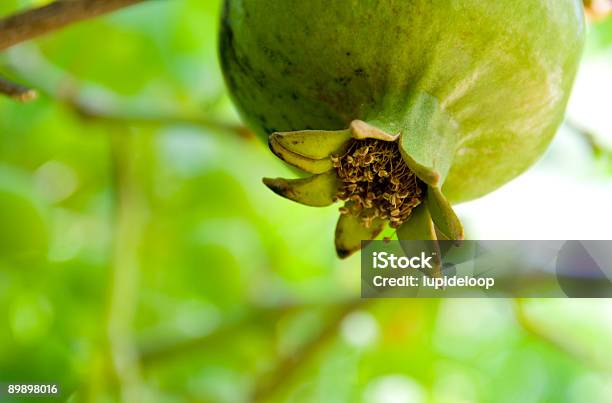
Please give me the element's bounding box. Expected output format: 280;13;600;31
332;139;424;229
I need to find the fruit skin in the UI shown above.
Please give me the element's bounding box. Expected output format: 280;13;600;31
220;0;585;203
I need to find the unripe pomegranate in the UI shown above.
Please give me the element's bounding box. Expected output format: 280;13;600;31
220;0;585;257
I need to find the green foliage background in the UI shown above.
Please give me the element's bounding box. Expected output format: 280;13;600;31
0;1;611;402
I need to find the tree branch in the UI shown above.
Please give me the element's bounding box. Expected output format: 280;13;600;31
106;128;150;401
140;306;297;367
252;300;366;403
565;120;612;163
0;0;150;51
0;75;37;101
514;299;612;374
65;96;255;140
5;46;255;138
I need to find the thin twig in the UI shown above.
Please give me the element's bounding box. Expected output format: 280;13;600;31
5;46;255;139
0;0;151;51
513;299;612;374
106;128;150;402
565;120;612;161
252;299;366;403
0;75;37;101
65;96;255;140
140;306;297;367
139;300;360;368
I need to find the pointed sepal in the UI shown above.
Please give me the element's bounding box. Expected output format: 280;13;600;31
396;202;442;278
396;202;436;241
398;93;459;187
427;186;464;240
349;120;399;141
270;129;352;160
263;171;340;207
268;135;333;174
268;120;402;174
335;214;385;258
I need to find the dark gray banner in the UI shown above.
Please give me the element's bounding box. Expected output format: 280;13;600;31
361;241;612;298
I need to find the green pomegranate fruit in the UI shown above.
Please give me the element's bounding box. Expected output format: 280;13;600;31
219;0;585;258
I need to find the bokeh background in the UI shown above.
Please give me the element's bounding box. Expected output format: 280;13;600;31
0;1;611;402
